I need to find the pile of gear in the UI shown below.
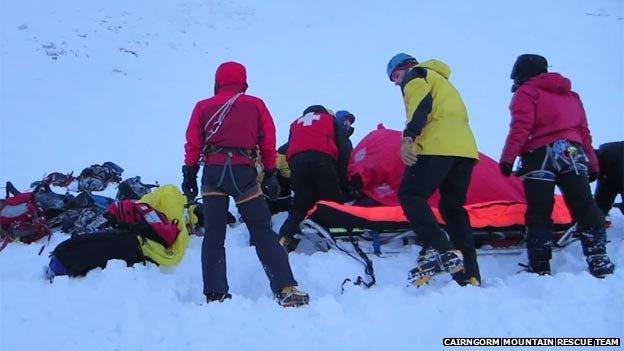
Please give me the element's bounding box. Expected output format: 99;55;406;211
0;162;160;251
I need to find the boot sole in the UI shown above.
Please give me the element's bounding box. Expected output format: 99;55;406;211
278;299;310;308
591;268;615;278
447;264;464;275
411;275;432;286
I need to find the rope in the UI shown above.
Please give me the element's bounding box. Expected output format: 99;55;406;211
203;93;243;145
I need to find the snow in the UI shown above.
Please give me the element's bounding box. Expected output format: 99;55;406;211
1;213;623;350
1;0;623;350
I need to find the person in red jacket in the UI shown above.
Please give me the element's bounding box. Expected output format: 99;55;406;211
182;61;309;307
278;105;350;252
500;54;614;278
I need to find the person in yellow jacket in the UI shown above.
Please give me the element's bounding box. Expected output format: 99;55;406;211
387;53;480;287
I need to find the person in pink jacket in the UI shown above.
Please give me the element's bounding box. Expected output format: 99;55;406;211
500;54;614;278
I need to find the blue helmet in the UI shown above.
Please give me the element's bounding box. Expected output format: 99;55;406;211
386;53;417;80
335;110;355;125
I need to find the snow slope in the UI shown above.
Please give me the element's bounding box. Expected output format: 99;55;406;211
1;0;622;187
1;211;623;351
1;0;623;350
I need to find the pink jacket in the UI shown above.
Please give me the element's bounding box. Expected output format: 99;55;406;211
500;72;599;172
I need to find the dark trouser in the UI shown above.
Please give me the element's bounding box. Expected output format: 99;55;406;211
279;152;345;239
595;179;622;216
267;173;292;215
201;164;297;295
398;155;480;281
594;141;624;216
520;142;605;262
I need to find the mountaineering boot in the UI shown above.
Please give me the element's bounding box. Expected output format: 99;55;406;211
579;228;615;278
274;286;310;307
440;250;464;274
408;249;464;286
586;255;614;278
518;260;551;276
452;273;480;287
523;228;553;275
461;277;480;286
408;248;442;286
206;293;232;303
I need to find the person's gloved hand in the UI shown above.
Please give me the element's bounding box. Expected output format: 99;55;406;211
261;169;281;201
182;165;200;202
499;162;513;177
588;171;599;183
400;137;418;166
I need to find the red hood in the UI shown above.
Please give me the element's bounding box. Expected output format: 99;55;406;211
526;72;571;94
214;61;248;94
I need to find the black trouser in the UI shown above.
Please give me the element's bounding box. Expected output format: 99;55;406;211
267;173;292;215
398;155;480;281
201;164;297;295
279;152;345;239
595;179;622;216
519;144;605;262
595;141;624;216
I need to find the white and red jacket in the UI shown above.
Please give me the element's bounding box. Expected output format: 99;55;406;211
287;112;339;161
184;62;277;170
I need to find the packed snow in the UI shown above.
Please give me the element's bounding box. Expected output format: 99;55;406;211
1;0;622;350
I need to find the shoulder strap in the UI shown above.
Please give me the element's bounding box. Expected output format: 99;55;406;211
5;182;21;198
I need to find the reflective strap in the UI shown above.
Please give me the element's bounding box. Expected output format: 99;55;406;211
522;169;556;182
0;203;30;218
201;191;228;197
235;188;262;205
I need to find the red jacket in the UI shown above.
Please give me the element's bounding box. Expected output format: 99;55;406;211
287;112;339;161
184;62;277;169
501;72;599;172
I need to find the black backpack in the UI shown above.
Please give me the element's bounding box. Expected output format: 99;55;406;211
116;177;159;201
48;230;144;278
76;162;124;192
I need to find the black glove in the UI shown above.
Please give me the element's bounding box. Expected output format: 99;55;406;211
182;165;200;202
261;169;281;201
499;162;513;177
588;171;599;183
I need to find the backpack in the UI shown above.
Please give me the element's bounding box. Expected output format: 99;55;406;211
66;191;114;209
76;162;124;192
116;177;159;201
0;182;51;248
105;200;179;248
47;192;114;236
47;207;111;236
34;185;75;220
31;172;75;189
47;229;144;278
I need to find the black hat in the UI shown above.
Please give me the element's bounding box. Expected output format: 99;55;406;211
303;105;328;115
510;54;548;92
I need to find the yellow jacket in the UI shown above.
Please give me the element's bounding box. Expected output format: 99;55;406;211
402;59;478;160
137;185;195;266
276;153;291;178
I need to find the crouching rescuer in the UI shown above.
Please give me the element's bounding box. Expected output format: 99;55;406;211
182;61;309;307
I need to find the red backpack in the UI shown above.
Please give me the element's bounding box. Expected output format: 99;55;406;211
106;200;179;248
0;182;51;251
